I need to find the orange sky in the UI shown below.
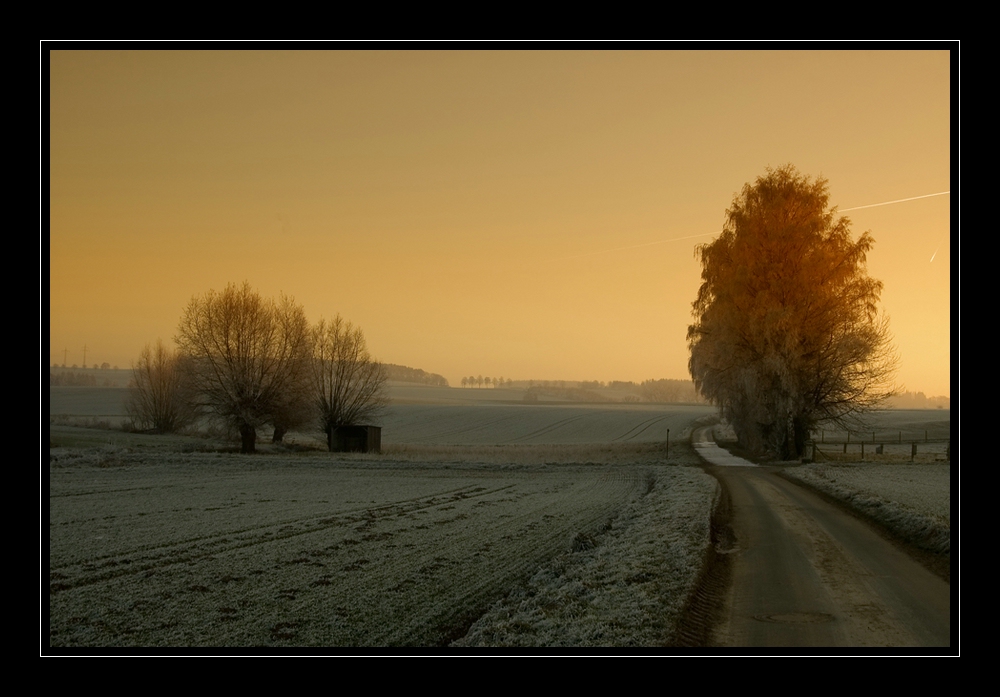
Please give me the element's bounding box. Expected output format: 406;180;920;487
47;49;952;396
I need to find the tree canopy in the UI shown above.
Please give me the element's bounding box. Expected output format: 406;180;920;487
311;315;388;451
175;282;311;453
687;165;897;459
125;339;196;433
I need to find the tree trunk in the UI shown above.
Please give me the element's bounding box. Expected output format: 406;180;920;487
326;425;336;452
240;424;257;454
272;425;287;443
792;415;808;460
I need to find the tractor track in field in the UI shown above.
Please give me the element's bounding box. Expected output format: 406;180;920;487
49;460;656;647
49;483;511;595
614;414;671;442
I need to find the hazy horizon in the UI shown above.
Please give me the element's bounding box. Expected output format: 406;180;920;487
47;49;953;397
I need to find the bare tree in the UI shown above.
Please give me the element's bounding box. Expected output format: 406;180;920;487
175;282;311;453
125;339;196;433
688;165;898;459
311;315;388;452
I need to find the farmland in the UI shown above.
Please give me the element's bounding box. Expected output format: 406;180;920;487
48;448;719;648
48;385;720;648
46;385;951;648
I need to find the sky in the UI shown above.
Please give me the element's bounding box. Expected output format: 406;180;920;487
47;49;953;397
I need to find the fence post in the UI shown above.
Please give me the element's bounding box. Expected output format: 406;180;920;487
843;442;847;454
911;443;917;461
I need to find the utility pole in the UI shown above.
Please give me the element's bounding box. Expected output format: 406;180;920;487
63;348;68;366
83;345;87;368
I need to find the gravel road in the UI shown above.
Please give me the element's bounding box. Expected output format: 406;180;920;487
689;427;951;649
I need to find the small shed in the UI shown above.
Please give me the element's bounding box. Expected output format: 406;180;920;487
330;425;382;453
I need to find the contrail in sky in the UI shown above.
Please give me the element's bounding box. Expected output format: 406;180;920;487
557;191;951;261
839;191;949;212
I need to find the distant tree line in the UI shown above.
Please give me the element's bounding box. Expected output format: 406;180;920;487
49;371;100;387
50;366;130;387
505;379;703;404
638;379;702;403
522;385;614;403
461;376;511;388
384;364;449;386
886;391;950;410
51;363;115;371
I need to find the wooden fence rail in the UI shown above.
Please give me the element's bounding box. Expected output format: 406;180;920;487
805;437;951;463
811;429;950;444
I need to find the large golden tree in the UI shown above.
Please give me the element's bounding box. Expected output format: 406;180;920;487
688;165;897;459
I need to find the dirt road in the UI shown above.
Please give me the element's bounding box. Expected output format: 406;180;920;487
689;428;951;649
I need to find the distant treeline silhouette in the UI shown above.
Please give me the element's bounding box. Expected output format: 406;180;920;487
512;378;703;404
885;391;950;410
49;371;100;387
50;367;130;387
384;364;449;387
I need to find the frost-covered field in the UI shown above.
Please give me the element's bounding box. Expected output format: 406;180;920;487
455;460;717;647
780;462;951;555
381;403;712;446
48;441;717;648
48;384;715;447
777;410;952;556
48;386;951;648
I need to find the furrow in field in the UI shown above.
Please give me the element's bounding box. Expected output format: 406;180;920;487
263;469;642;646
614;414;671;442
506;413;589;443
49;464;646;647
49;481;514;595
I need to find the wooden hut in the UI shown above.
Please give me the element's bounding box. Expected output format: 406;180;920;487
330;425;382;453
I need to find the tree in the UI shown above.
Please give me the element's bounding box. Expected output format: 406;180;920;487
125;339;196;433
310;315;388;451
175;282;311;453
687;165;897;460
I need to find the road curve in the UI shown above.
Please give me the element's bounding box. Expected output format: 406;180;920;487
691;427;951;649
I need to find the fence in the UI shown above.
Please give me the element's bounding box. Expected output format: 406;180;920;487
806;427;951;462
